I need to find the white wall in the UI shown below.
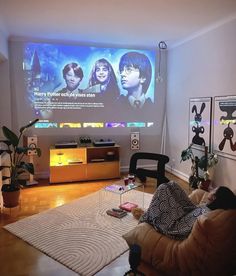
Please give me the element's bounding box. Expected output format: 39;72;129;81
166;18;236;190
0;29;11;135
0;60;11;133
0;29;8;61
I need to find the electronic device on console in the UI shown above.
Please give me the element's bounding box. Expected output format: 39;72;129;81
93;139;115;147
79;136;92;145
55;141;78;149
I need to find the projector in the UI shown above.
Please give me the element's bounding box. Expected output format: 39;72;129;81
93;139;115;147
55;141;78;149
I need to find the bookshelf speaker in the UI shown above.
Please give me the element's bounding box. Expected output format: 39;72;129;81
130;132;140;150
23;136;38;156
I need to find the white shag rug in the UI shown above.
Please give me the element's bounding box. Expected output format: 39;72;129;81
4;189;152;276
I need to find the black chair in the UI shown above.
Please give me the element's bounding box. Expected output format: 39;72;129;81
129;152;169;186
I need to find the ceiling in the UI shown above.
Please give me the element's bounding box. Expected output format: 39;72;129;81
0;0;236;48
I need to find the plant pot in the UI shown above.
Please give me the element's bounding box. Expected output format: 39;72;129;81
199;179;211;192
2;189;20;208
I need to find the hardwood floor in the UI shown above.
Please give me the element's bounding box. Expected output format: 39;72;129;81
0;173;188;276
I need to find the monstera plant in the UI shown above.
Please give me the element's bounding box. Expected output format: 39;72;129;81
181;143;218;190
0;119;41;207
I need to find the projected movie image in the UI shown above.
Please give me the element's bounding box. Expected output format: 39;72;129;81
23;42;156;128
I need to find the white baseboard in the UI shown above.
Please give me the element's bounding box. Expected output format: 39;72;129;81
121;164;189;183
166;165;189;182
36;165;190;183
120;164;157;173
35;171;50;179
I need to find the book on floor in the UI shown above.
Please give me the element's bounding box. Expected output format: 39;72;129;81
106;209;127;218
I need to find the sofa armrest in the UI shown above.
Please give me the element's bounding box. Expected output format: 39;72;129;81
123;222;180;274
123;210;236;275
178;209;236;274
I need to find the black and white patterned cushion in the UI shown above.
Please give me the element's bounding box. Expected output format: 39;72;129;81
140;181;210;240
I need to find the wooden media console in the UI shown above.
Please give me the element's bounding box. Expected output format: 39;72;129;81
49;145;120;183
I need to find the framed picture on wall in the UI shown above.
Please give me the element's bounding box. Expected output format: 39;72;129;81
188;97;212;151
213;95;236;160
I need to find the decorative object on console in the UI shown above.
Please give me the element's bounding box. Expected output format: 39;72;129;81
56;152;64;165
181;143;218;190
0;119;41;207
79;136;92;145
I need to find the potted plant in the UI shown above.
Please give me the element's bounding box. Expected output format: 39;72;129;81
0;119;41;207
180;143;218;190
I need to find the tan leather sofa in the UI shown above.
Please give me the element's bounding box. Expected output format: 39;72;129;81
123;188;236;275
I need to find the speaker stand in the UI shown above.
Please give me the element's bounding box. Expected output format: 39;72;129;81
26;155;38;186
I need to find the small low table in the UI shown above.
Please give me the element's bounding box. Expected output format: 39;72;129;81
101;179;145;208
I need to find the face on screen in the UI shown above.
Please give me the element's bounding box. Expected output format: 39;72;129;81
120;66;141;91
95;65;109;84
64;69;81;91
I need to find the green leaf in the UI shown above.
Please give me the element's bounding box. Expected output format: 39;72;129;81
181;150;188;161
21;162;34;174
2;126;19;146
16;147;28;154
181;149;191;161
20;119;39;133
0;149;10;155
36;148;42;157
180;144;194;162
17;170;26;175
198;156;208;170
0;140;12;146
18;179;27;186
